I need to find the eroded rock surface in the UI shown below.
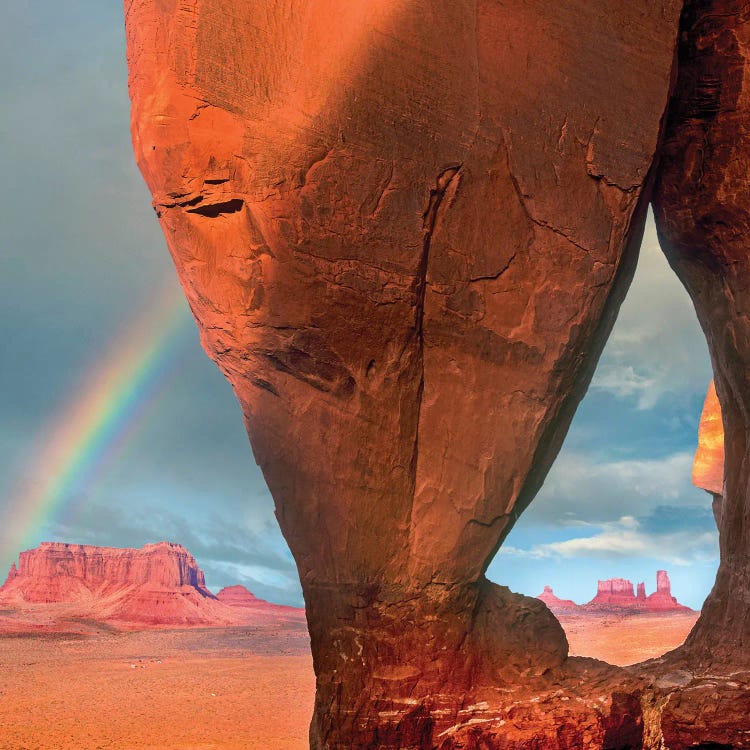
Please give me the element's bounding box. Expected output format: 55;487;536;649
588;578;637;609
654;0;750;671
124;0;749;746
650;0;750;742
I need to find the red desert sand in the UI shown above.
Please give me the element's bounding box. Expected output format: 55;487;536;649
0;610;697;750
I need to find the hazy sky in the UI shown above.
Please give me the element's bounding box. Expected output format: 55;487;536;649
1;4;715;608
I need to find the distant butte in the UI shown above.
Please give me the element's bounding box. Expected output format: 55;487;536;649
0;542;304;631
537;571;692;614
217;584;304;619
537;585;578;613
217;584;261;606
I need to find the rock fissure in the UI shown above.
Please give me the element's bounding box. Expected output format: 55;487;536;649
407;164;463;535
186;197;244;216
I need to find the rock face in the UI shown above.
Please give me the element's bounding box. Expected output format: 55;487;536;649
124;0;750;746
0;542;229;626
693;380;725;528
693;381;724;497
645;571;690;612
650;11;750;738
3;563;17;587
536;586;579;614
654;0;750;683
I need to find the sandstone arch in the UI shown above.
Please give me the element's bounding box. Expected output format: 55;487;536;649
124;0;749;746
652;0;750;675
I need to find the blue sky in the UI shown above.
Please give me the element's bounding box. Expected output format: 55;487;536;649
0;4;716;609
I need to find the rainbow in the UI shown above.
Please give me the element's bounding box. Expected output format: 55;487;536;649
1;277;194;559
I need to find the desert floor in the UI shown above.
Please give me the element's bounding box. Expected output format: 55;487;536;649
558;609;700;666
0;610;699;749
0;622;314;750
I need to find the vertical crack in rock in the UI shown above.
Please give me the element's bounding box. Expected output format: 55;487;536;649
409;165;462;504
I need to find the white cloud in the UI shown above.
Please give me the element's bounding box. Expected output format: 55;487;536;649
527;450;699;525
590;210;712;408
503;515;718;567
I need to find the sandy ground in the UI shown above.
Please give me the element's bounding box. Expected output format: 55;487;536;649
0;623;314;750
559;610;700;666
0;611;699;749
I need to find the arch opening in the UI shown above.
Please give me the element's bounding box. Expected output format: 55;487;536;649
488;209;719;666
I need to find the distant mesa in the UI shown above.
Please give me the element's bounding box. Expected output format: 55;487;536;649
587;577;639;609
537;585;579;613
0;541;305;631
217;584;261;607
216;583;305;619
537;570;692;615
0;541;227;627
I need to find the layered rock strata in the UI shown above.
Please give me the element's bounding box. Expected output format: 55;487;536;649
124;0;750;746
0;541;226;625
0;543;307;629
215;584;304;620
588;578;636;609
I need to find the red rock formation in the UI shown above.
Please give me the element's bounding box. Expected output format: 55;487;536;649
585;572;690;613
3;563;17;588
0;542;230;626
587;578;637;609
2;541;213;599
536;585;579;613
656;570;669;594
216;584;304;622
644;570;690;613
692;381;725;529
0;543;308;631
217;584;260;607
123;0;750;745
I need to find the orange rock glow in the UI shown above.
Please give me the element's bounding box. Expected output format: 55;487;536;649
692;380;724;496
